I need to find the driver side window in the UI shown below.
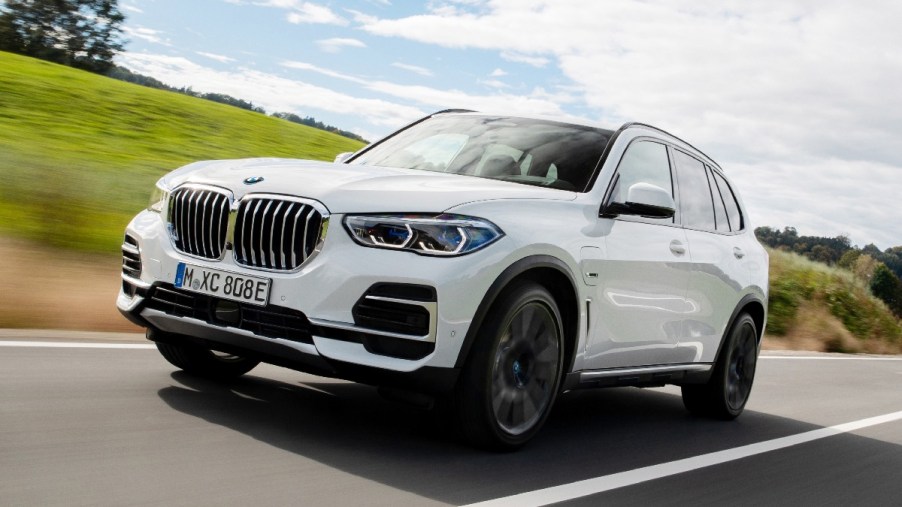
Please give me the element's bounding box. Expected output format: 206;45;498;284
612;140;674;223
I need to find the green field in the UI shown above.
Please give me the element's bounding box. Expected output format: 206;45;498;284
0;51;365;254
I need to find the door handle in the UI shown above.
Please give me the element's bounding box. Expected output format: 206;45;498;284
669;240;686;256
733;247;745;259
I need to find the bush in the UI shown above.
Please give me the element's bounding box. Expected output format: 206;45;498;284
766;278;802;335
766;249;902;349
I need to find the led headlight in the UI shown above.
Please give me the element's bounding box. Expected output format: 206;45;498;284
147;179;171;215
343;214;504;256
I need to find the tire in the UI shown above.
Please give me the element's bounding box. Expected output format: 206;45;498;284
682;313;758;419
454;281;565;450
156;340;259;380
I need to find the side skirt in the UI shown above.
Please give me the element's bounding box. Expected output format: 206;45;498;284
563;363;713;391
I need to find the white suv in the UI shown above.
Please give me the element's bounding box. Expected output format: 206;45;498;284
118;110;768;449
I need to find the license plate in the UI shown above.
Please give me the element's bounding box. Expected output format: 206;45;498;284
174;263;270;306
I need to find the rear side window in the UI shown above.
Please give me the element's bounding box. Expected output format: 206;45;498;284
707;167;730;232
712;171;744;231
673;150;715;231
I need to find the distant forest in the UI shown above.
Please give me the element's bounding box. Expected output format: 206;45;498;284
107;65;368;144
756;226;902;317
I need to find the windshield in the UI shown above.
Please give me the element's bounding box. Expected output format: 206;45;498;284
350;115;613;192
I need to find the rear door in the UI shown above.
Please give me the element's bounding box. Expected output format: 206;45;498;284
672;149;749;363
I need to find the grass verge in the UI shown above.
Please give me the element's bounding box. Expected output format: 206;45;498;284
0;51;364;254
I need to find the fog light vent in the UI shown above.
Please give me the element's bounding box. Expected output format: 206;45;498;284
352;283;436;336
121;235;142;279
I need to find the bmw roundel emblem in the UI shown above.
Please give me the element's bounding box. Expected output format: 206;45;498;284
243;176;264;185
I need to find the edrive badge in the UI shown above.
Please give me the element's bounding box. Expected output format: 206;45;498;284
243;176;264;185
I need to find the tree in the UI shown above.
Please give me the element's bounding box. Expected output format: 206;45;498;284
809;244;835;264
853;254;878;282
870;263;902;318
0;0;125;73
838;249;862;270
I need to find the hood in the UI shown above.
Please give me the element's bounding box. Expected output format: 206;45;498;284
162;158;576;213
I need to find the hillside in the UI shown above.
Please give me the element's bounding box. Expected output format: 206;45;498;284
764;248;902;354
0;51;365;254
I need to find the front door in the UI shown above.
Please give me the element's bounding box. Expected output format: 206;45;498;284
582;139;693;370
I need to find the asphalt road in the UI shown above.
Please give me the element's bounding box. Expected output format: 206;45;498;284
2;336;901;506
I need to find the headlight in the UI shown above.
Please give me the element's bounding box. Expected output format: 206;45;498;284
147;180;171;214
343;214;504;256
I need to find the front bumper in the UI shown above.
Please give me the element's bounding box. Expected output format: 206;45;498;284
136;309;459;393
117;209;510;389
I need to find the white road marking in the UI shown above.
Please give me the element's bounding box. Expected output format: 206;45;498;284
0;340;154;349
760;355;902;361
462;410;902;507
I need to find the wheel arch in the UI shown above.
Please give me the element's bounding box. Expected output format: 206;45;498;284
454;255;580;372
742;297;767;345
713;294;768;359
682;293;766;386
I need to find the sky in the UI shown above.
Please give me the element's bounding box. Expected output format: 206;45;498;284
115;0;901;249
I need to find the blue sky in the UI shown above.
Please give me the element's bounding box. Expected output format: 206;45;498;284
116;0;902;248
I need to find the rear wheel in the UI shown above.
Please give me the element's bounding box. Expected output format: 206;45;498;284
682;313;758;419
454;281;564;450
156;340;259;380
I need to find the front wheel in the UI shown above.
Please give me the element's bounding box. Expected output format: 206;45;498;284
454;281;564;450
682;313;759;419
156;339;259;380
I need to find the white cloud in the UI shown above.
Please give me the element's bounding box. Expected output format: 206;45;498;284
489;68;507;77
480;78;508;89
281;60;568;119
122;26;168;45
365;81;568;118
117;53;424;127
390;62;433;77
728;159;900;249
315;37;366;53
256;1;348;25
499;51;549;68
281;60;365;82
196;51;235;63
120;3;143;14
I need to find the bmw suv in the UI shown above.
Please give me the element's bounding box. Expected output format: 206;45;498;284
118;110;768;449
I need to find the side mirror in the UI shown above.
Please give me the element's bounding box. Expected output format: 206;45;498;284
334;152;354;163
603;182;675;219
